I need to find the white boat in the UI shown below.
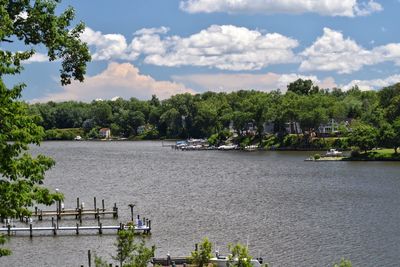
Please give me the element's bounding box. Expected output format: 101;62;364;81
325;148;342;157
218;144;238;150
244;145;258;151
74;135;82;141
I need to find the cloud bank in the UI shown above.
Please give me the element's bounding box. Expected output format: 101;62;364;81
34;62;194;102
300;27;400;74
179;0;382;17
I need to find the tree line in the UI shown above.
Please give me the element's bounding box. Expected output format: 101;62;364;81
28;79;400;152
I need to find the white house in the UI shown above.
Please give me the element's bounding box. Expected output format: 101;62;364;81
99;128;111;139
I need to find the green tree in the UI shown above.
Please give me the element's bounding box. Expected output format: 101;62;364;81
227;243;253;267
348;123;378;153
287;78;319;95
0;0;90;255
95;227;155;267
379;122;400;154
190;238;213;267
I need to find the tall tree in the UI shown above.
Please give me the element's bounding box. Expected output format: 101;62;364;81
0;0;90;255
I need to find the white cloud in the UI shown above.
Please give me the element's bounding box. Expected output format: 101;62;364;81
33;62;195;102
172;72;336;92
300;28;400;74
342;74;400;91
82;25;299;71
143;25;299;71
23;52;49;63
81;28;133;61
179;0;382;17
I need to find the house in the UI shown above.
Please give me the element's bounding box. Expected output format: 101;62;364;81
318;119;339;135
99;128;111;139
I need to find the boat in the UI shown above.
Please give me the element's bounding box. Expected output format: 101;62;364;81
74;135;82;141
244;145;258;151
325;148;342;157
217;144;238;150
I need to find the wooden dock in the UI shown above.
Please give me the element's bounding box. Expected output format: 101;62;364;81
26;197;118;223
0;221;151;237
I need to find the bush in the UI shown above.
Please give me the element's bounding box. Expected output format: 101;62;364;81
314;153;321;160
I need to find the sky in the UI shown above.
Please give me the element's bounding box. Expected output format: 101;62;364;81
7;0;400;102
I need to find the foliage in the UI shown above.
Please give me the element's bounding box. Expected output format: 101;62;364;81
314;154;321;160
99;227;156;267
0;0;90;255
0;235;11;257
23;80;400;151
190;237;213;267
333;259;352;267
228;243;253;267
45;128;83;140
348;123;378;153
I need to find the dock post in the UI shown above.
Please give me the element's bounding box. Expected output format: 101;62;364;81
7;224;11;236
102;199;105;212
94;197;97;218
99;222;103;235
88;250;92;267
35;207;38;215
128;204;135;222
79;208;82;224
113;203;118;219
148;220;151;234
51;217;54;228
76;223;79;235
39;209;43;221
29;223;33;238
97;216;100;226
76;197;80;219
53;224;57;235
96;208;100;219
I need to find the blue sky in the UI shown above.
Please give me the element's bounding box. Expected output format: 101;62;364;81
7;0;400;102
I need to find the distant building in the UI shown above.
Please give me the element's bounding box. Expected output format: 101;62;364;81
318;119;339;135
137;125;146;135
99;128;111;139
285;121;302;134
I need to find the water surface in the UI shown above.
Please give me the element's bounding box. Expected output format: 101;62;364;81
3;141;400;266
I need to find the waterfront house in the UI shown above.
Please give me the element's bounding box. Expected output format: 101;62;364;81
99;128;111;139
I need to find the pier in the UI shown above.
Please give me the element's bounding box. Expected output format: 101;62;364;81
1;197;152;237
0;222;151;237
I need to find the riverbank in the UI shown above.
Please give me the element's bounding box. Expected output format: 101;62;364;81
307;149;400;161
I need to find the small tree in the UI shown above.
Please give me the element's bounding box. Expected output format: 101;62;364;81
95;227;155;267
227;243;253;267
191;238;213;267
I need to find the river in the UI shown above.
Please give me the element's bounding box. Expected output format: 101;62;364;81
2;141;400;266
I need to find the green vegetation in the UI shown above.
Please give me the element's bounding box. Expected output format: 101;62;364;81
227;243;255;267
95;227;155;267
190;238;213;267
45;128;84;140
344;149;400;161
1;0;90;255
333;259;352;267
28;81;400;155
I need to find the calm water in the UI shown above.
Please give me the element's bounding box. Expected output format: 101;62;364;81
2;141;400;267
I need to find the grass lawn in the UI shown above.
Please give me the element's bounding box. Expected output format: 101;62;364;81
345;148;400;161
